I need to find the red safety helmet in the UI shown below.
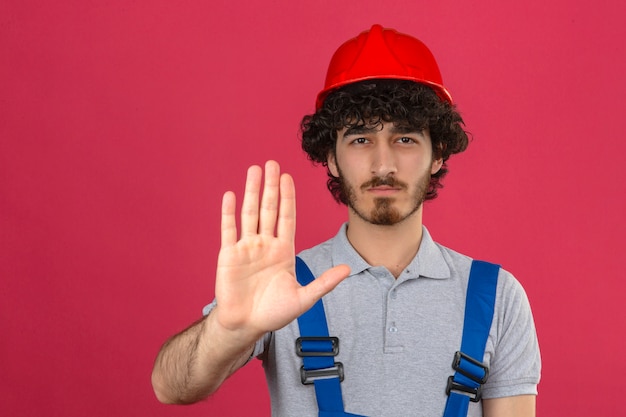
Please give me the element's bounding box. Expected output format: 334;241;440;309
316;24;453;109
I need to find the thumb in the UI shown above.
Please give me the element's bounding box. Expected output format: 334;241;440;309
298;264;351;309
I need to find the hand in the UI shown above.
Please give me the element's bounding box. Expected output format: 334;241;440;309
214;161;350;342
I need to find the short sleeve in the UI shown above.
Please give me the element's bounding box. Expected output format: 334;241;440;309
482;271;542;398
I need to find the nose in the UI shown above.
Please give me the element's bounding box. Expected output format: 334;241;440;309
371;143;397;177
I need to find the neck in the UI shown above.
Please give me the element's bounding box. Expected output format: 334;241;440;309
346;207;424;278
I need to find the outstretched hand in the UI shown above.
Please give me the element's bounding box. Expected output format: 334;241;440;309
214;161;350;342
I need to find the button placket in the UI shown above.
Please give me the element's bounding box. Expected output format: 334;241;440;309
385;281;402;352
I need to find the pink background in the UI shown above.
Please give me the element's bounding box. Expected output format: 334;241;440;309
2;1;625;416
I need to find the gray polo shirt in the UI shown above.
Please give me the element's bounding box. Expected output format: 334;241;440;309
206;224;541;417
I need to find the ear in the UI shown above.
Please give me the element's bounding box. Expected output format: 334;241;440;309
327;152;339;177
431;158;443;175
430;140;445;175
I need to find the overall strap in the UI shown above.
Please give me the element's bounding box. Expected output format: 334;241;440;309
295;256;367;417
443;260;500;417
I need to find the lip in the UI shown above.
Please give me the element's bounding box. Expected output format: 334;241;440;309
367;186;401;196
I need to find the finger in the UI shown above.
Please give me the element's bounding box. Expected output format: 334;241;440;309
240;165;262;236
276;172;296;243
298;264;351;309
259;161;280;236
221;191;237;247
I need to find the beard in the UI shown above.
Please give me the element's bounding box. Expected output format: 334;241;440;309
336;165;431;226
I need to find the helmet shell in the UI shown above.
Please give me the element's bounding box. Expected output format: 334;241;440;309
316;24;453;109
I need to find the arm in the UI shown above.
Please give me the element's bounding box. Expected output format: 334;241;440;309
483;395;536;417
151;161;350;404
151;312;255;404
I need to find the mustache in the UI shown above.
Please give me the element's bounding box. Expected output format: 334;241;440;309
360;176;408;191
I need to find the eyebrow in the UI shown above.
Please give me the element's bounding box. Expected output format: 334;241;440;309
342;124;422;137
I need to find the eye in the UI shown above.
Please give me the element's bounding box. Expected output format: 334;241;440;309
351;137;369;145
397;136;416;144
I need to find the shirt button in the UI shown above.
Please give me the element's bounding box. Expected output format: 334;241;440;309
390;290;397;299
389;325;398;333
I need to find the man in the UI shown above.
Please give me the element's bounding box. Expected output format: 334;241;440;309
151;24;541;417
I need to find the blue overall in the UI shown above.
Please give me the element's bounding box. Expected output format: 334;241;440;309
295;256;499;417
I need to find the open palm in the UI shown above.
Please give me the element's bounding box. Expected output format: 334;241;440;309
214;161;349;341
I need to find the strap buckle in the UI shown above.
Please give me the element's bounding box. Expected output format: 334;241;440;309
451;351;489;384
445;351;490;403
446;376;483;402
296;337;343;385
300;362;344;385
295;336;339;357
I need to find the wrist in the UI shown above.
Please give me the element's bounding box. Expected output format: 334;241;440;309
204;306;262;356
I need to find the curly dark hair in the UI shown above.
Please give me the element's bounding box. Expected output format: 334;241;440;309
300;79;469;204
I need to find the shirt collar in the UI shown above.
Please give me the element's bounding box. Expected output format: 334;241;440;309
331;222;451;280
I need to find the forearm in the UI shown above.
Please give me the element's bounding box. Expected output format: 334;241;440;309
151;311;256;404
